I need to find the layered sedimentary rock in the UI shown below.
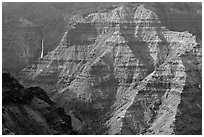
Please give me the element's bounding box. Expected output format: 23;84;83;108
21;4;202;135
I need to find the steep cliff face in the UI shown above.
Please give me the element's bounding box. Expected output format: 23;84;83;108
21;4;202;135
2;2;123;74
3;2;201;74
2;72;79;135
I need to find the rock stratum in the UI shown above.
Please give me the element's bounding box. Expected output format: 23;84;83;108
20;4;202;135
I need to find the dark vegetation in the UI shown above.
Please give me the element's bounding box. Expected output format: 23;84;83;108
2;72;78;135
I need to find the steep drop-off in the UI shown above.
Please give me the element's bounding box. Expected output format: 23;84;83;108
21;4;202;135
2;72;80;135
2;2;122;74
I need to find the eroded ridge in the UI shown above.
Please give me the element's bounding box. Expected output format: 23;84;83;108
21;5;202;135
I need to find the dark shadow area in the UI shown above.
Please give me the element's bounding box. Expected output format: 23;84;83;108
2;72;78;135
174;51;202;135
67;23;97;45
145;2;202;40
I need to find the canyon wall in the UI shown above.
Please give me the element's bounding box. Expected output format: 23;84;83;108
21;4;202;135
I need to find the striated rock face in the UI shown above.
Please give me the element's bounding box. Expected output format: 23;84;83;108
21;4;202;135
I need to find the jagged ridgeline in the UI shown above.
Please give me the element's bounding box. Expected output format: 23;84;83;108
2;72;80;135
18;4;202;135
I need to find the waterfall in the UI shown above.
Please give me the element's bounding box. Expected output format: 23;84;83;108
40;40;44;58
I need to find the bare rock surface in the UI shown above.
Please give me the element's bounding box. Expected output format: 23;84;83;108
20;4;202;135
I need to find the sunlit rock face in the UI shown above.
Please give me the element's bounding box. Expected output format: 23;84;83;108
21;4;202;135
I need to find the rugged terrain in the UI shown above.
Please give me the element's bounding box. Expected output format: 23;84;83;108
5;3;202;135
2;2;201;74
2;72;80;135
2;2;120;74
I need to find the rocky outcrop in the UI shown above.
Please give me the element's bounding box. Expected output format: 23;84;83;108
2;72;78;135
3;2;201;74
20;4;201;135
